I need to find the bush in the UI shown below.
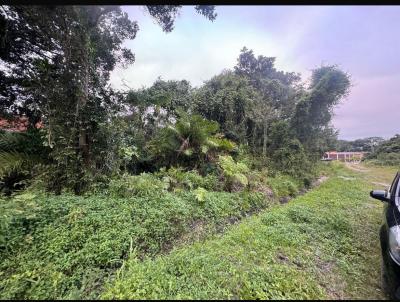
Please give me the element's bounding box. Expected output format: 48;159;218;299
364;134;400;166
107;173;168;198
266;173;301;198
234;144;267;171
266;120;316;184
148;113;236;169
366;152;400;167
0;129;49;195
218;155;250;192
155;167;221;192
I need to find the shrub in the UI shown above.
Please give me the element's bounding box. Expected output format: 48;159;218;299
155;167;221;192
148;113;236;169
107;173;168;198
218;155;249;191
0;129;49;195
266;173;301;198
364;134;400;166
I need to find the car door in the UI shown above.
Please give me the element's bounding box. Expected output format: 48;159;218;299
380;173;400;254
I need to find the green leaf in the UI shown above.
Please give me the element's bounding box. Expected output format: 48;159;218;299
193;187;208;203
183;148;193;156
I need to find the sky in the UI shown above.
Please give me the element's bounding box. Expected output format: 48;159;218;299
109;5;400;141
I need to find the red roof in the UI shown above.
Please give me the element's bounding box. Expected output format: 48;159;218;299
0;116;42;132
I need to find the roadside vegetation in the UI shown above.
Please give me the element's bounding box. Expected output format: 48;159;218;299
102;163;389;300
2;5;391;301
364;134;400;166
0;163;315;299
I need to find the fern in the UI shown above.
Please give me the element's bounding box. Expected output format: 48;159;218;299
218;155;249;190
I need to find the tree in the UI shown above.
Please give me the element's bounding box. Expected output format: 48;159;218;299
145;5;216;32
0;5;216;121
0;5;217;193
194;48;302;157
291;65;351;157
233;48;302;156
266;120;313;183
365;134;400;165
336;137;385;152
234;47;301;118
192;70;264;148
148;112;235;169
126;78;193;123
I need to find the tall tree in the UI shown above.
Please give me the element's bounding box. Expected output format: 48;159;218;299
0;5;216;192
234;47;301;118
192;70;264;149
233;47;303;156
291;65;351;157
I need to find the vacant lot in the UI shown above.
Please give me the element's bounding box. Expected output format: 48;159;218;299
1;163;396;299
104;163;395;299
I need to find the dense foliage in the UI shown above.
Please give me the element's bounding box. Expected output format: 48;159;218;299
1;169;298;299
364;134;400;166
0;4;357;300
0;4;350;193
0;129;49;195
0;5;216;193
102;164;385;300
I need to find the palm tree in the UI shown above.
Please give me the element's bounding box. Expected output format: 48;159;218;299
149;113;235;168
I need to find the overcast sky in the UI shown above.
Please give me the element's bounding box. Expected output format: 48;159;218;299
110;5;400;141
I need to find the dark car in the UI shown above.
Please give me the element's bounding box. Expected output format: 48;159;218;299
370;171;400;299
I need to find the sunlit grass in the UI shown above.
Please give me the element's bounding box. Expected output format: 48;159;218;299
103;163;387;299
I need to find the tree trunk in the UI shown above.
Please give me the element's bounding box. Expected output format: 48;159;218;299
252;124;257;152
262;119;268;157
78;32;90;166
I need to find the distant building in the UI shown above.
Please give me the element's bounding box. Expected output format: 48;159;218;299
322;151;367;162
0;116;42;132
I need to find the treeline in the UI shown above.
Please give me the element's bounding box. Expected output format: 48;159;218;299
336;137;385;152
364;134;400;166
0;5;350;195
335;135;400;166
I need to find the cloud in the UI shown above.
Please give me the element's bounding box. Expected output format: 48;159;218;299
332;74;400;140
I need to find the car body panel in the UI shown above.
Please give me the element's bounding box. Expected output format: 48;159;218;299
376;172;400;299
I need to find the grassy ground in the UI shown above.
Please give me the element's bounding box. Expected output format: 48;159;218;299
103;163;398;299
1;162;396;299
0;170;302;299
359;162;399;188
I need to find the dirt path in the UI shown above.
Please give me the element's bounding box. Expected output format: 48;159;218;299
345;162;370;172
371;181;390;187
351;163;398;189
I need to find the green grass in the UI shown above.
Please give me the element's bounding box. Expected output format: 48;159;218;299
102;164;387;299
0;184;271;299
1;163;392;299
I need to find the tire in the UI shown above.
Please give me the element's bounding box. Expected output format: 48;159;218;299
381;257;390;296
381;256;399;300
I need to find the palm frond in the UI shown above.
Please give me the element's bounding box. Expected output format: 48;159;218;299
0;131;28;152
0;151;33;176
